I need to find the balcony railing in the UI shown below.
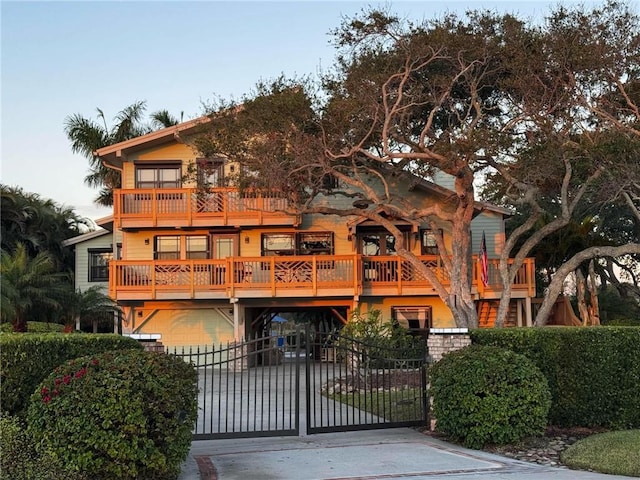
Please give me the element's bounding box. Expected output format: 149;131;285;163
110;255;535;301
112;188;299;228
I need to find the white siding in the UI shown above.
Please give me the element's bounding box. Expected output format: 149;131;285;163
74;232;114;292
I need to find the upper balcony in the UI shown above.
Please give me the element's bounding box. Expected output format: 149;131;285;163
112;188;300;229
109;255;535;301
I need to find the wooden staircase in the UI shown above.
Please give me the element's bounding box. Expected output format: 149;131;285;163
477;300;518;328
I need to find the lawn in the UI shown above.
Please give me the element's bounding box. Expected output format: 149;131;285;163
560;429;640;477
331;387;426;422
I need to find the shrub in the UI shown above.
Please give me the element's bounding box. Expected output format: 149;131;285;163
429;345;551;449
470;327;640;428
27;349;198;480
0;333;141;416
0;414;87;480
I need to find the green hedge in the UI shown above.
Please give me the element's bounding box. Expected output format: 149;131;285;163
27;350;198;480
470;327;640;428
430;345;551;449
0;334;142;416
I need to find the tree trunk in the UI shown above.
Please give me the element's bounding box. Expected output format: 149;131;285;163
575;268;590;326
587;260;601;325
534;244;640;326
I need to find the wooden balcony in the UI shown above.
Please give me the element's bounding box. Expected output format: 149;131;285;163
112;188;300;229
109;255;535;301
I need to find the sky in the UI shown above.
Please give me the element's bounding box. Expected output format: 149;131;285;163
1;0;597;222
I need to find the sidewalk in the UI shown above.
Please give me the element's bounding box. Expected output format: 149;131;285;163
178;427;635;480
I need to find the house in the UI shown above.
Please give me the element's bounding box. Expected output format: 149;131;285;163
93;117;536;349
62;216;119;332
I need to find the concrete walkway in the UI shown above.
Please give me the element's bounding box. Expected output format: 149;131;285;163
178;427;635;480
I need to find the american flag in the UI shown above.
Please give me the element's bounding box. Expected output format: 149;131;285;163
479;232;489;287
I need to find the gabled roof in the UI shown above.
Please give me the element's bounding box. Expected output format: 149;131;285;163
96;116;211;168
62;227;111;247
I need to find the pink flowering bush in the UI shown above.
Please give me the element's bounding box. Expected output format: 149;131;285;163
27;349;198;480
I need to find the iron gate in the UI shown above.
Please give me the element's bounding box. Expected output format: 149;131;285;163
169;325;428;440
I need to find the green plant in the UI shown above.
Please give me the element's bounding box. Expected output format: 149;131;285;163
470;327;640;428
27;349;198;480
429;345;551;449
560;429;640;477
0;333;141;417
0;414;87;480
337;309;424;366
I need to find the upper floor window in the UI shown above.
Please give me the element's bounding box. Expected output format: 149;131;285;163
136;163;181;189
154;235;211;260
421;229;442;255
359;231;409;256
88;249;112;282
197;158;225;187
155;235;180;260
261;232;334;256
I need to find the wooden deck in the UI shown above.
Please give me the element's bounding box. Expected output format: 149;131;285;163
110;255;535;301
112;187;300;229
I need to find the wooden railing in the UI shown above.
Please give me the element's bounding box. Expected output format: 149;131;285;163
110;255;535;300
112;188;299;228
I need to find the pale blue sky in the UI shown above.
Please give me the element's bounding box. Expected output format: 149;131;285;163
1;0;594;221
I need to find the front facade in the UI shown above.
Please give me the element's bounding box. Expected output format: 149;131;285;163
95;118;536;349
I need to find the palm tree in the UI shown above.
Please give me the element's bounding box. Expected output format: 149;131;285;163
64;286;121;333
1;244;71;332
1;185;90;272
64;102;182;206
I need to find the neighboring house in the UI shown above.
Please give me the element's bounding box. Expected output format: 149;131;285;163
93;117;536;349
62;216;119;332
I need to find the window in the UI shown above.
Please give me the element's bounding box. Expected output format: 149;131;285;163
136;164;181;189
262;233;295;256
321;173;339;190
392;306;432;332
360;231;408;255
154;235;213;260
197;158;225;187
155;236;180;260
88;249;113;282
261;232;334;256
186;236;209;259
421;229;441;255
297;232;333;255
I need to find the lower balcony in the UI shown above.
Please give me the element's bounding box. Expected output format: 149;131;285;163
109;255;535;301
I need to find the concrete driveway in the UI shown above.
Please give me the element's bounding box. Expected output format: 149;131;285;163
178;427;635;480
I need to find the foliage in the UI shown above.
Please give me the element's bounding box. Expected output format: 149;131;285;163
560;429;640;477
198;3;640;328
1;244;71;331
0;184;90;273
27;349;198;480
62;286;121;331
0;333;141;417
429;345;551;449
0;414;87;480
64;101;179;206
470;327;640;428
597;285;640;325
336;309;425;365
0;321;65;334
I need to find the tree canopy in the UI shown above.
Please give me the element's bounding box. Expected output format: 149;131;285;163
198;1;640;327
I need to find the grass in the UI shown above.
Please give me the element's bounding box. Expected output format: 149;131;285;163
332;387;426;422
560;429;640;477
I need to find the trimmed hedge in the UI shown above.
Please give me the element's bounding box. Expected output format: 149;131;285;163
0;333;142;416
0;415;88;480
27;349;198;480
430;345;551;449
470;327;640;428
